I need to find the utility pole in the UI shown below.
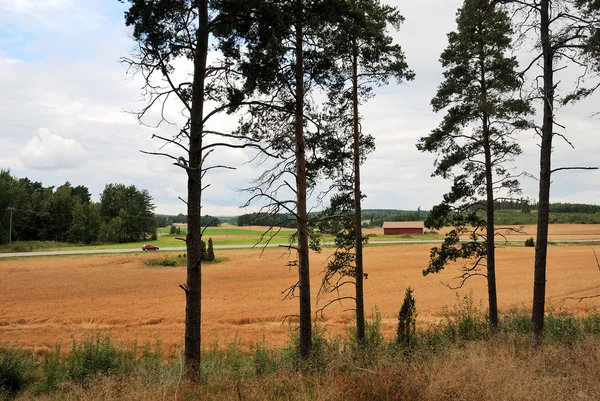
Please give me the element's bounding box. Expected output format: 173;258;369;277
7;207;15;245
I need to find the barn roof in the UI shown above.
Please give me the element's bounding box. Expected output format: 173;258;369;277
382;221;425;229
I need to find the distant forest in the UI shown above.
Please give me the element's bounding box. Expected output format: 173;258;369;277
3;169;600;246
0;169;156;245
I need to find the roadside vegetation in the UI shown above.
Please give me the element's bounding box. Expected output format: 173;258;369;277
3;297;600;400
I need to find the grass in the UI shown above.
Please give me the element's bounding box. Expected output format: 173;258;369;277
0;229;444;254
0;227;297;253
4;303;600;400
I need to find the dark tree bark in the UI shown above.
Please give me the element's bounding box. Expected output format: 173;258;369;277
479;25;499;331
532;0;554;338
351;48;366;345
183;0;209;380
294;3;312;359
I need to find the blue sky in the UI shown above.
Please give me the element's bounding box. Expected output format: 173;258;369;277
1;0;599;216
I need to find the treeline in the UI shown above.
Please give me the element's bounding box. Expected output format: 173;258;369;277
155;213;188;227
495;200;600;214
550;203;600;214
155;214;222;228
0;170;156;245
234;203;600;230
236;212;296;228
363;208;428;228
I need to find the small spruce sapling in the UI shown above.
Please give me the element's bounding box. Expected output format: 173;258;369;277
207;238;215;261
397;286;417;348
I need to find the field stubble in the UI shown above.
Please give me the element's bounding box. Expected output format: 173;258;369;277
1;238;600;355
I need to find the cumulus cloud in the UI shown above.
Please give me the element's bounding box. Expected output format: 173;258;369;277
19;128;87;170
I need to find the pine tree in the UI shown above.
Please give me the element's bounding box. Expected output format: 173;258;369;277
397;287;417;348
213;0;347;359
417;0;531;330
319;0;413;346
119;0;267;378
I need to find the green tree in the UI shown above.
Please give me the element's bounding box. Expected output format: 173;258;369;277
86;203;101;243
99;184;156;242
213;0;347;359
46;183;77;243
119;0;266;379
417;0;531;330
98;216;123;243
320;0;413;346
508;0;599;339
68;202;87;243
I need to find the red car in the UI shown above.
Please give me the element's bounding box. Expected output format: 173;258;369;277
142;244;159;251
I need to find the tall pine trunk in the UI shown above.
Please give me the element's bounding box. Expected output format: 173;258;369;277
351;48;366;346
294;1;312;360
184;0;209;380
483;130;498;330
479;24;498;331
532;0;554;338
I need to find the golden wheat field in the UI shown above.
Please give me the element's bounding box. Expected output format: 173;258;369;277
1;225;600;355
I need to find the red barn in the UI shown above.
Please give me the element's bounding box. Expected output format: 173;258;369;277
382;221;424;235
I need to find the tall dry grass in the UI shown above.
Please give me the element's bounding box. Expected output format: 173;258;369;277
5;300;600;401
9;336;600;401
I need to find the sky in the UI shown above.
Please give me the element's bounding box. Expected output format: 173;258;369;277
0;0;599;216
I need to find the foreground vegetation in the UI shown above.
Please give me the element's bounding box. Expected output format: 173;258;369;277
3;299;600;400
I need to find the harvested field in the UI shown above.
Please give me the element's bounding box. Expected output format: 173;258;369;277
1;242;600;355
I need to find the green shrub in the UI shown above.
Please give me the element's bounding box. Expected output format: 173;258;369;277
581;310;600;334
37;346;66;394
251;341;277;377
439;294;489;342
365;310;385;351
65;334;131;384
545;312;581;344
200;240;208;261
501;309;531;334
0;346;37;397
144;257;179;267
525;237;535;247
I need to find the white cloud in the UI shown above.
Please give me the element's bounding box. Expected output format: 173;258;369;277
19;128;87;170
0;0;599;215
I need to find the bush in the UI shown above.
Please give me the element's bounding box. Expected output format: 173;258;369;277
525;237;535;247
439;294;489;342
144;257;179;267
200;240;208;261
0;346;37;397
65;334;131;384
